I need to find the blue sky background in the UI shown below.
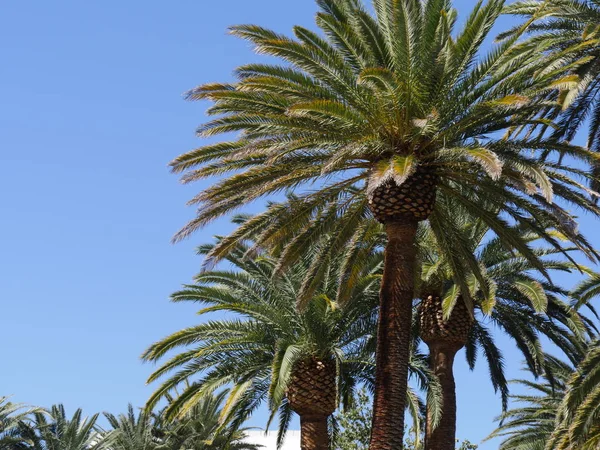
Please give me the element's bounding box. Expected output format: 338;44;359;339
1;1;599;448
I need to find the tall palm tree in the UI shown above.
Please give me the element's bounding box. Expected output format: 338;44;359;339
503;0;600;192
106;394;259;450
170;0;600;446
9;404;107;450
143;236;435;450
417;218;594;450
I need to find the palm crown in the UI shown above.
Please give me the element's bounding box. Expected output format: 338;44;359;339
488;340;600;450
547;341;600;449
0;397;39;450
486;354;574;450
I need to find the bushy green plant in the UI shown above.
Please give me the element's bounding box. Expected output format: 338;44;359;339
333;388;477;450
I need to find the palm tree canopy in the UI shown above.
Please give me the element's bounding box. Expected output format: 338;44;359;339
548;341;600;449
159;391;260;450
171;0;600;307
142;235;435;447
0;397;40;449
104;405;160;450
0;397;36;432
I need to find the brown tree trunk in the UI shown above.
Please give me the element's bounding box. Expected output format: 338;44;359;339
300;415;329;450
369;221;419;450
424;341;459;450
420;295;472;450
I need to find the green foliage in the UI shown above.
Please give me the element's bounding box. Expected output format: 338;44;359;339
105;393;259;450
456;441;478;450
7;404;107;450
503;0;600;192
333;388;372;450
333;388;477;450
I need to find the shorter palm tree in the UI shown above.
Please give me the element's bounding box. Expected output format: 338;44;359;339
9;404;107;450
546;341;600;450
106;393;258;450
486;338;600;450
104;405;159;450
417;216;595;450
143;235;435;449
161;392;260;450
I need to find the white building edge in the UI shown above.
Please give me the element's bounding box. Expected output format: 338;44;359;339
244;430;301;450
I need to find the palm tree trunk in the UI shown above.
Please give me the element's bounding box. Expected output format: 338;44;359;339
424;341;459;450
369;221;419;450
420;295;472;450
300;415;329;450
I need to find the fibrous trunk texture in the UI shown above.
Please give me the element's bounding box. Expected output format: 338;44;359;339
300;415;329;450
420;295;473;347
368;168;437;223
369;221;419;450
425;342;458;450
287;357;336;450
420;296;473;450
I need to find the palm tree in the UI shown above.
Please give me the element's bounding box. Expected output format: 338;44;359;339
143;236;435;450
417;218;594;450
9;404;107;450
0;397;38;449
169;0;600;446
106;394;259;450
486;354;573;450
503;0;600;192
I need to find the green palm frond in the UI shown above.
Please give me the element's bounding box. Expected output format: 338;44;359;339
489;341;600;450
503;0;600;195
8;404;107;450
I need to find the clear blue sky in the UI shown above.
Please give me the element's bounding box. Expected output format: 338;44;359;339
1;1;598;449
